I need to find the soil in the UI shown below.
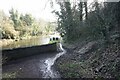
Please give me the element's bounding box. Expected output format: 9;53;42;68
54;40;120;78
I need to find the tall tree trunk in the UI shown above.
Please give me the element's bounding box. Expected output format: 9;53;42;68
84;2;88;20
78;2;83;21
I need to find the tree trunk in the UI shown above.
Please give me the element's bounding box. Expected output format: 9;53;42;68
84;2;88;20
78;2;83;21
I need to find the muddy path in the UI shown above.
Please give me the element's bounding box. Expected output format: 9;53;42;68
2;43;66;78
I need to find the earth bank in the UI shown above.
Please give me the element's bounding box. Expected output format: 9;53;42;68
54;40;120;78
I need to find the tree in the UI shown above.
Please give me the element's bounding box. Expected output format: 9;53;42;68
20;14;34;26
24;14;34;26
0;10;19;39
84;2;88;20
54;0;120;43
9;8;20;28
54;1;76;41
78;1;83;21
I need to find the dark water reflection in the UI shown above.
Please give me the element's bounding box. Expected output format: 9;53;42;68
2;36;50;50
2;52;57;78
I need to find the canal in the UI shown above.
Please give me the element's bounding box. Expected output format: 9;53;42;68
2;36;66;78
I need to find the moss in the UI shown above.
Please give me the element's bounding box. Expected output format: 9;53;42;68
57;62;83;78
2;72;17;78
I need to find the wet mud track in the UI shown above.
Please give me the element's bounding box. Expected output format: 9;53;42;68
2;52;57;78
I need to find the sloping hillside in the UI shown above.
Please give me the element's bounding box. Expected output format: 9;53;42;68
54;40;120;78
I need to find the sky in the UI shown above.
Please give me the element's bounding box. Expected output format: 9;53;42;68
0;0;60;22
0;0;118;22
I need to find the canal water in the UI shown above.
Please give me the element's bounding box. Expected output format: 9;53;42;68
2;36;66;78
2;36;50;50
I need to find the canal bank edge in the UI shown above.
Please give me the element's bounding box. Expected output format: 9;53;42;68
2;43;59;65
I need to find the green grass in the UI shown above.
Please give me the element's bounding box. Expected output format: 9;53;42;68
58;62;82;78
2;72;17;78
